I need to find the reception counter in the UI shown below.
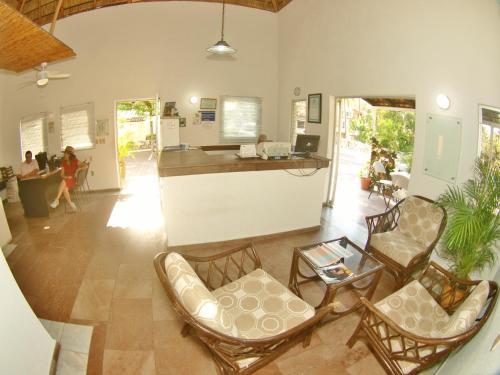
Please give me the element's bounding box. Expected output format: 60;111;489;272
158;148;330;246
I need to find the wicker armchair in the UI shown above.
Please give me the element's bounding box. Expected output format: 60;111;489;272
365;195;447;287
154;243;333;375
347;261;498;375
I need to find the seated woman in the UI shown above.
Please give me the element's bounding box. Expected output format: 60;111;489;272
50;146;88;211
18;151;40;180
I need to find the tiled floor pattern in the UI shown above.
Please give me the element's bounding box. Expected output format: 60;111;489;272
4;155;394;375
40;319;93;375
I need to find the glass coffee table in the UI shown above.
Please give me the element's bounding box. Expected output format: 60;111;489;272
288;236;384;321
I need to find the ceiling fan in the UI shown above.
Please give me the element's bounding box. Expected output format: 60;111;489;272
18;62;71;88
35;62;70;86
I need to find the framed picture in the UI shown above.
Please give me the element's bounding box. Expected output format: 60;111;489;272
179;118;186;127
200;111;216;122
308;93;322;123
200;98;217;110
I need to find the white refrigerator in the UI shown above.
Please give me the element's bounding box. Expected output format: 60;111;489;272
158;117;180;149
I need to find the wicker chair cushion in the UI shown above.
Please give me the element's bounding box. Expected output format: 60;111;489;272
370;230;426;267
212;268;315;340
375;280;450;337
165;252;239;337
397;196;444;248
439;280;489;337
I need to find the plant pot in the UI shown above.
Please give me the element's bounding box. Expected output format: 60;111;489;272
440;280;468;309
360;177;371;191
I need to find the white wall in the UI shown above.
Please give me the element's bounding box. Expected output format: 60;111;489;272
277;0;500;199
0;251;56;375
0;2;279;190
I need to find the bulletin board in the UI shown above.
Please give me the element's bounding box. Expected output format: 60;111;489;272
423;113;462;183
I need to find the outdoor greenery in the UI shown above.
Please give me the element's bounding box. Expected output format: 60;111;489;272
350;109;415;170
437;154;500;279
117;100;156;117
117;130;136;162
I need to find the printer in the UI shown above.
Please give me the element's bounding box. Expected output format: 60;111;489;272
256;142;291;160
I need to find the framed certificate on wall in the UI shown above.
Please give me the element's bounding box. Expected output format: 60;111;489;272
308;93;322;123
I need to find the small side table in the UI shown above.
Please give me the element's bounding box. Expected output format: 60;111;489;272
288;236;384;322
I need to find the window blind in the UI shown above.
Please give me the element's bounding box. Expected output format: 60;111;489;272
19;115;47;157
60;103;95;150
220;96;262;144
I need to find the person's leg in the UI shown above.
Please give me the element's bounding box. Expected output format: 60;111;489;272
55;180;66;200
51;180;70;208
62;186;72;204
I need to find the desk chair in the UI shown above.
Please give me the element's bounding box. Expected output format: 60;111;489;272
368;160;393;208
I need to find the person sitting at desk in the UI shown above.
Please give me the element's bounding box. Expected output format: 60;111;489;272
50;146;88;211
18;151;40;180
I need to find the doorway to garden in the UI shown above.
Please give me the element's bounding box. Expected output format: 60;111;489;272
107;98;163;231
327;97;416;224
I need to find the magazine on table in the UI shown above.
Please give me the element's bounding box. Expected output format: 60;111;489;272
318;263;354;283
302;244;343;268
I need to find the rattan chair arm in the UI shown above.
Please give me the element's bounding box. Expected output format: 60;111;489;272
419;261;479;287
359;297;475;346
180;242;262;269
365;202;402;237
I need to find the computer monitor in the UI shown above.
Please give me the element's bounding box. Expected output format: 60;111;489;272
294;134;320;154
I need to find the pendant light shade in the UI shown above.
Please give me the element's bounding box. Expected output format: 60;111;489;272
207;0;236;55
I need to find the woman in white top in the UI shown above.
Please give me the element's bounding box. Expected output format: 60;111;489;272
18;151;39;180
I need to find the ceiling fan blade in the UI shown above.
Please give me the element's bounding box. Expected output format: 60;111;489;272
48;73;70;79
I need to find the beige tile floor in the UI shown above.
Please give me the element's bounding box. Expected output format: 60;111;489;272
40;319;93;375
4;151;395;374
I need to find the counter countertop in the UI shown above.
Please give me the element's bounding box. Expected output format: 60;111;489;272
158;149;330;177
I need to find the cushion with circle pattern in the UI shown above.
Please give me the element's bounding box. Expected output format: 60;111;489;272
164;252;239;337
212;268;315;340
397;196;444;248
374;280;450;337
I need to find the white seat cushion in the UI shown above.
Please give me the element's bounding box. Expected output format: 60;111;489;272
397;196;444;248
370;230;426;267
375;280;450;337
164;252;239;337
212;268;315;340
439;280;489;337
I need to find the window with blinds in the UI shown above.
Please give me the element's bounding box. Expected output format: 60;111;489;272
19;115;48;157
60;103;95;150
479;105;500;158
220;96;262;144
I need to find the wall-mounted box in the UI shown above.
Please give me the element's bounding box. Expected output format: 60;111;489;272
423;113;462;183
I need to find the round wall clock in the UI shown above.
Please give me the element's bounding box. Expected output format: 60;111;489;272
293;87;301;96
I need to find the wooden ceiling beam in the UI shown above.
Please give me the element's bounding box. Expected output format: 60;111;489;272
49;0;64;33
18;0;295;24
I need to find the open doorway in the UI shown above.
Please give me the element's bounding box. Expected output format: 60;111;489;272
328;97;415;222
290;99;307;147
115;99;159;189
107;98;163;231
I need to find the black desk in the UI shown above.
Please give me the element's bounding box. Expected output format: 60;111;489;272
18;173;60;217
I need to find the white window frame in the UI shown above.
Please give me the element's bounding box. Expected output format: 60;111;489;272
60;102;95;150
478;104;500;158
219;96;262;144
19;113;48;159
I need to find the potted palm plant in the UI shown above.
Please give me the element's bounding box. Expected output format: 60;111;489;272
437;153;499;280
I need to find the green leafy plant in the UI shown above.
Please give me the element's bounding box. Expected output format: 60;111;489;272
437;154;500;279
117;131;136;162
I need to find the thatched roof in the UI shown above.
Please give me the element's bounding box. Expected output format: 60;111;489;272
15;0;293;26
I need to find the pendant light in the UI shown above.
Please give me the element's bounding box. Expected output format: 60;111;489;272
207;0;236;55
